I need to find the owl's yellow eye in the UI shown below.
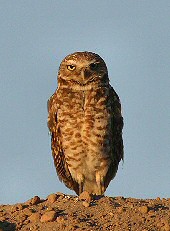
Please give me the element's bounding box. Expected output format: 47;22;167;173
67;65;76;71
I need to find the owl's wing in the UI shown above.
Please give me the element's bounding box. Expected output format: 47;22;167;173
47;92;79;194
105;85;124;189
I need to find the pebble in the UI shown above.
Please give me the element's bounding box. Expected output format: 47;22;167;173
29;212;41;222
0;217;5;221
29;224;39;230
23;208;33;216
16;213;27;222
47;194;58;203
31;196;41;205
23;219;30;225
56;216;65;223
10;205;18;213
139;206;149;214
117;207;126;213
109;212;114;216
129;204;134;208
40;210;57;222
56;192;65;197
79;191;92;202
159;219;170;231
66;224;75;231
46;207;55;212
13;204;23;211
82;201;90;207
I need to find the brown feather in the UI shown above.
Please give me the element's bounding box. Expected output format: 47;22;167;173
104;86;124;190
48;92;79;194
47;51;124;195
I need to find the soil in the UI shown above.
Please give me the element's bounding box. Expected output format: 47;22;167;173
0;192;169;231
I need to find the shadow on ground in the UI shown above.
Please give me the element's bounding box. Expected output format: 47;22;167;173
0;221;16;231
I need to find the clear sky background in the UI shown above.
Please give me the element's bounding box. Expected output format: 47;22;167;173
0;1;169;204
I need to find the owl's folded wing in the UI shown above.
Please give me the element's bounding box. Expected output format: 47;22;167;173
47;92;79;194
104;86;124;189
110;86;124;164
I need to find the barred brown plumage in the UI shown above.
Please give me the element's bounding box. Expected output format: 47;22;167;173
47;51;124;195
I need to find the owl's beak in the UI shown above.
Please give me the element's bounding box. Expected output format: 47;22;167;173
81;69;85;82
81;68;91;83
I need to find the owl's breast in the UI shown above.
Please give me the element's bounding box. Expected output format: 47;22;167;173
83;87;112;151
56;87;112;179
56;89;85;154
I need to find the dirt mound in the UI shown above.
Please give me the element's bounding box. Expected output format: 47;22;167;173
0;193;169;231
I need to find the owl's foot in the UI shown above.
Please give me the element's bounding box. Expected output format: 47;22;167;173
76;173;84;195
96;173;105;195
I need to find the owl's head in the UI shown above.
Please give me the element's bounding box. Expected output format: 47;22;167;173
58;51;109;89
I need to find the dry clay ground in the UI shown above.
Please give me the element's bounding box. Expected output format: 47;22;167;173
0;192;169;231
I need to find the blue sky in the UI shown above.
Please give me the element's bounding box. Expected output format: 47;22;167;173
0;1;169;204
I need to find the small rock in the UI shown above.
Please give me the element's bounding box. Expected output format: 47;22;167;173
23;208;33;216
46;207;54;211
74;197;79;203
117;207;125;213
40;211;57;222
139;206;149;214
29;213;41;222
109;212;114;216
47;194;58;203
56;216;65;223
56;192;65;197
0;217;5;221
82;201;90;207
16;213;27;222
29;225;39;230
22;219;29;226
13;204;23;211
31;196;41;205
10;205;18;213
66;225;75;231
79;191;92;202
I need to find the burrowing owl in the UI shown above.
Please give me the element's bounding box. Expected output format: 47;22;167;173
47;51;123;195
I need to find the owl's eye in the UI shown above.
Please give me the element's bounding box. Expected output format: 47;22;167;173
67;65;76;71
89;62;99;70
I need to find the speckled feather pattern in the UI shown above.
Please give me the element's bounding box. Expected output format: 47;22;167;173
48;51;123;195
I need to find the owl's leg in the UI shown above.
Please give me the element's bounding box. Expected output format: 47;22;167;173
77;173;84;195
96;172;105;195
79;182;84;195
